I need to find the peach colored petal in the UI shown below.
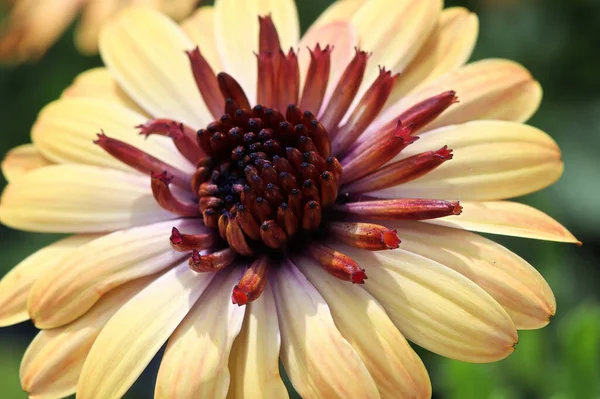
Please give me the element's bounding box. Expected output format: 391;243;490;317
155;268;246;398
0;164;176;233
214;0;300;103
28;219;202;329
426;200;580;244
272;261;380;399
388;7;479;103
32;98;193;174
1;144;51;183
363;59;542;145
337;244;518;363
76;262;215;399
227;283;288;399
371;121;563;201
296;257;432;399
99;7;212;127
391;222;556;329
20;277;153;399
340;0;442;124
0;234;99;327
61;67;145;114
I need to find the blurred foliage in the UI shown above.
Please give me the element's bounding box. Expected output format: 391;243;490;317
0;0;599;398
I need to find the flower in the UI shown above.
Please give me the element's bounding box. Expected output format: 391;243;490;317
0;1;580;398
0;0;202;62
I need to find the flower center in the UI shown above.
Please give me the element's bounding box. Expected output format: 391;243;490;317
192;103;341;256
94;14;463;307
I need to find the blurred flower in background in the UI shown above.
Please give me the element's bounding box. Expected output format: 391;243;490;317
0;0;202;62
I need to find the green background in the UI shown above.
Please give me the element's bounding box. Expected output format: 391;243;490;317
0;0;599;398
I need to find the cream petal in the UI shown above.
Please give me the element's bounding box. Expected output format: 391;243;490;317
76;262;215;399
214;0;300;103
426;200;580;244
21;277;152;399
0;234;100;327
364;59;542;144
308;0;364;27
272;261;380;399
155;268;246;399
61;67;146;114
180;6;222;71
295;257;431;399
28;219;202;329
0;164;175;233
298;21;359;117
350;0;441;79
1;144;51;183
391;222;556;329
32;98;193;173
99;7;211;127
227;284;288;399
388;7;479;103
371;121;563;201
340;0;442;124
336;244;518;363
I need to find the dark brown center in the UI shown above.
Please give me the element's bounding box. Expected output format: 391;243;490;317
192;103;342;257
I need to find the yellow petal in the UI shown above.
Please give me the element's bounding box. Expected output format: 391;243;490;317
391;222;556;329
388;7;479;103
74;0;122;55
339;0;441;124
28;219;201;329
180;6;222;71
77;262;215;399
426;200;580;244
298;21;358;116
0;234;99;327
308;0;364;27
1;144;51;183
272;261;380;399
99;7;211;127
32;98;193;173
214;0;300;102
351;0;441;76
61;67;145;114
155;268;246;399
0;164;175;233
338;244;518;363
295;257;431;399
366;59;542;142
371;121;563;201
20;277;152;399
227;284;288;399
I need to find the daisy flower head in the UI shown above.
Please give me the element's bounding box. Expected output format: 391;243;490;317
0;0;580;398
0;0;202;62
